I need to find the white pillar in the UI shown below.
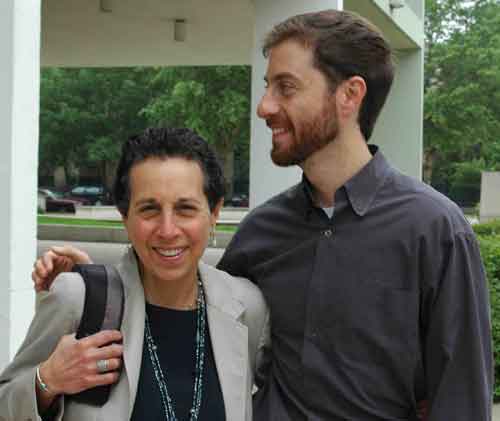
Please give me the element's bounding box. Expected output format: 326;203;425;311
0;0;41;370
372;47;424;179
250;0;342;208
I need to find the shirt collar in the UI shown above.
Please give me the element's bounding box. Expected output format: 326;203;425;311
344;145;391;216
300;145;391;217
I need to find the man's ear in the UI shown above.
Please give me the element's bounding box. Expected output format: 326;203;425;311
337;76;367;118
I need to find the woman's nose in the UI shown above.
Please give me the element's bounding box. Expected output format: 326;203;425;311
156;213;180;238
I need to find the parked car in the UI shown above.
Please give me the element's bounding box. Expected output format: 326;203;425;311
227;194;249;207
65;185;112;206
38;188;83;213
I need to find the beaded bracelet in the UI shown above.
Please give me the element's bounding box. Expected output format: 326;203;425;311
36;365;51;393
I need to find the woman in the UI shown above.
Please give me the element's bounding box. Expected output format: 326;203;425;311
0;128;270;420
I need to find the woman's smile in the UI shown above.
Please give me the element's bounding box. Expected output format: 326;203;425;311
154;247;185;258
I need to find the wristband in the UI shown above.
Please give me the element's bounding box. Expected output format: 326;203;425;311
36;365;51;393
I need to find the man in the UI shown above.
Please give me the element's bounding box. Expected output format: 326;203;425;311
34;10;492;420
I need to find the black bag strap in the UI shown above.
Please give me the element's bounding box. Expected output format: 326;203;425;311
74;264;124;339
74;265;107;339
70;264;125;406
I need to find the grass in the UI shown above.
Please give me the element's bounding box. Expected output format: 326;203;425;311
214;224;238;233
38;215;238;232
38;215;123;227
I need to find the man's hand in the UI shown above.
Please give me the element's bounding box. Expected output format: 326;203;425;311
32;245;92;292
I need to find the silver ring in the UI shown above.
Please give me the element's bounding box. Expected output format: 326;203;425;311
96;359;109;373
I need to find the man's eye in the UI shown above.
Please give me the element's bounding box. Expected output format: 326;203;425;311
279;83;295;96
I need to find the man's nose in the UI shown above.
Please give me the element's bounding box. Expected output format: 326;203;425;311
257;90;279;120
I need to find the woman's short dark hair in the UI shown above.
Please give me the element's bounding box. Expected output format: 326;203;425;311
113;127;225;216
262;10;394;141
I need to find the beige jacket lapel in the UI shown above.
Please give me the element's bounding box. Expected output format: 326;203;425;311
199;262;250;421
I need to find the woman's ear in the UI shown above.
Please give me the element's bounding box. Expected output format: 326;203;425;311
210;198;224;225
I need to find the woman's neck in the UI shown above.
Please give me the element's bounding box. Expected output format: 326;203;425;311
141;267;199;310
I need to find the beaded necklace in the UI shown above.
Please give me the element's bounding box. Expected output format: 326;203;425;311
145;274;207;421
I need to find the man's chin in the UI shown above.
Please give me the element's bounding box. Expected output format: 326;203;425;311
270;150;302;167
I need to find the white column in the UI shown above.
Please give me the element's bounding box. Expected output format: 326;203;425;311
384;0;424;179
250;0;342;208
372;48;424;179
0;0;41;370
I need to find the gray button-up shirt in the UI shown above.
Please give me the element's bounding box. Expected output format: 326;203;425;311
218;146;493;420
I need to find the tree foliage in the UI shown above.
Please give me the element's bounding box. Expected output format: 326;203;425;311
39;66;251;195
40;67;154;182
424;0;500;197
141;66;251;197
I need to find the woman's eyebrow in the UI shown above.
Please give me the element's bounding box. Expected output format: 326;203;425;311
177;197;202;205
133;198;157;207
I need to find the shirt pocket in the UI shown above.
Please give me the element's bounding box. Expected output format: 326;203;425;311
321;278;419;366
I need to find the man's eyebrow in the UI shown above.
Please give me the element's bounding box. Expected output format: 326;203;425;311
264;72;300;84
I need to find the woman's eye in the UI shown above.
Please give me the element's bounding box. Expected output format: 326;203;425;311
139;205;158;214
177;205;198;215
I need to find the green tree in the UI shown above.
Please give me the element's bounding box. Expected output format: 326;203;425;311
424;0;500;194
40;67;155;187
39;68;91;181
40;66;251;196
141;66;251;198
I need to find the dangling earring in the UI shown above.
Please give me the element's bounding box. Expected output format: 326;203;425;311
210;226;217;248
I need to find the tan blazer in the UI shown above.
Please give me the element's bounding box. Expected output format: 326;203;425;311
0;248;270;421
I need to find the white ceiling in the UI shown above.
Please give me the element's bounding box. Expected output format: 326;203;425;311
42;0;255;67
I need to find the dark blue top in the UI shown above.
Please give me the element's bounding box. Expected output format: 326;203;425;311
130;303;226;421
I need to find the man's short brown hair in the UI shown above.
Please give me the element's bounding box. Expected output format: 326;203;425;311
263;10;394;141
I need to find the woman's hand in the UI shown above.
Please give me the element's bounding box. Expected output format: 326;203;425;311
32;245;92;292
39;330;123;397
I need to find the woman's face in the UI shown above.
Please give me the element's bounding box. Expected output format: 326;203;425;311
124;156;221;288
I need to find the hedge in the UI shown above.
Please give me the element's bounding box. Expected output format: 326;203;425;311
473;219;500;237
474;221;500;400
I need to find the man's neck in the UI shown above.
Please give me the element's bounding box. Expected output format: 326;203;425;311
301;128;372;207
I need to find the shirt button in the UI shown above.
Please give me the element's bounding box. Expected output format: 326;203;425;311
323;229;333;237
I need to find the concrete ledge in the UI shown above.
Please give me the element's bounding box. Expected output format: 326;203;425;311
73;206;247;224
38;224;129;243
480;172;500;223
37;224;235;248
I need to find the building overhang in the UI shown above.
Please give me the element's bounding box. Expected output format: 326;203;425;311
42;0;422;68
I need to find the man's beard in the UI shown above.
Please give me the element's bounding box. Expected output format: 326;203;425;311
270;100;338;167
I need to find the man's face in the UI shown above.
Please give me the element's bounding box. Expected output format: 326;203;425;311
257;39;338;166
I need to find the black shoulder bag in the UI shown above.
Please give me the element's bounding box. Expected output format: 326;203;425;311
70;264;125;407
